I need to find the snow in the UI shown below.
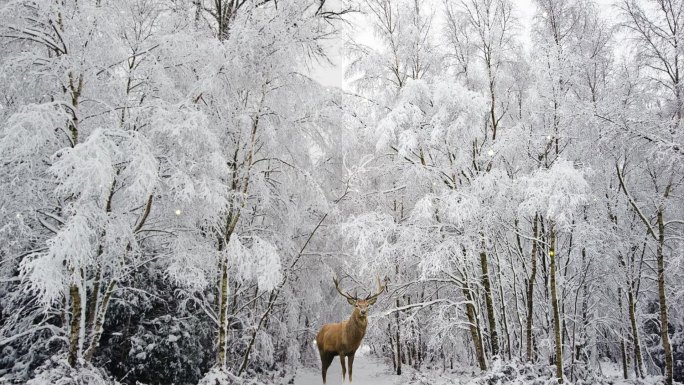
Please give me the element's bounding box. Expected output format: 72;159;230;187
293;356;400;385
294;358;676;385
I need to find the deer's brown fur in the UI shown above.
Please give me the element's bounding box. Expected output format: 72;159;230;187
315;278;386;384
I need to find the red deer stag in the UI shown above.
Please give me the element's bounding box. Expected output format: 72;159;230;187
315;277;387;384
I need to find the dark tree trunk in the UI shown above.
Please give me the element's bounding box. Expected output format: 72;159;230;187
526;213;539;361
550;224;563;383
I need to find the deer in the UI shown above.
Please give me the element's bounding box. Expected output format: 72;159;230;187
315;276;387;384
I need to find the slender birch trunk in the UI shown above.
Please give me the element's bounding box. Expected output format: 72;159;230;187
86;265;102;335
462;279;487;370
84;279;117;362
616;164;672;384
627;288;645;378
68;281;83;367
656;207;673;385
549;224;563;383
480;248;499;357
215;98;261;367
217;257;230;367
526;213;539;361
389;323;396;371
494;249;511;360
395;297;402;375
66;72;84;368
617;288;629;380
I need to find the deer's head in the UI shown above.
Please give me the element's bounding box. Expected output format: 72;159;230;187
333;276;387;319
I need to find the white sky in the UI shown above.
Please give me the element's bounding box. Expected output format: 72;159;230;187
307;0;616;89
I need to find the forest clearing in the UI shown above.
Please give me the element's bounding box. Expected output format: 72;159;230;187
0;0;682;384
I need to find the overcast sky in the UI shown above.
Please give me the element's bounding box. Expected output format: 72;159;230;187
307;0;616;89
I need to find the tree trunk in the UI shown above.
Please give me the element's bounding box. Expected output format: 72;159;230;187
494;250;511;360
395;297;402;375
84;279;117;362
217;258;230;367
657;208;673;385
550;224;563;383
627;288;645;378
66;71;84;369
86;265;102;335
216;206;240;367
526;213;539;361
238;286;281;375
67;282;83;367
506;244;524;358
617;288;629;380
480;249;499;357
616;164;672;384
389;323;396;371
463;282;487;370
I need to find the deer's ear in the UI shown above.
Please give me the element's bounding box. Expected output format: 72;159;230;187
367;297;378;305
347;298;356;305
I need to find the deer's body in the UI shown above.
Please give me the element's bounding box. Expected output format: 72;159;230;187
316;277;386;384
316;309;367;355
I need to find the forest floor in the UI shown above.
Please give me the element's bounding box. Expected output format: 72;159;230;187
292;355;656;385
293;356;404;385
293;345;472;385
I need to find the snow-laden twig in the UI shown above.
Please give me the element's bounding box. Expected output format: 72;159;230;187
378;298;472;317
615;161;658;241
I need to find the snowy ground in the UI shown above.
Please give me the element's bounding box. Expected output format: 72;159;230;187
292;357;660;385
294;345;422;385
294;356;400;385
292;343;659;385
294;345;469;385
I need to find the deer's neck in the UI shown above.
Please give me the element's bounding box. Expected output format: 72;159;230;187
346;310;367;343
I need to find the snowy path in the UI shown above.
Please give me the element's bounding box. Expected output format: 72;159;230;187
294;356;400;385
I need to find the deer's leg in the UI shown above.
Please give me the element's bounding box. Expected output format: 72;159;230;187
348;353;355;382
321;352;334;384
340;354;347;381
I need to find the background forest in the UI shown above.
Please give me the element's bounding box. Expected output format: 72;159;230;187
0;0;682;384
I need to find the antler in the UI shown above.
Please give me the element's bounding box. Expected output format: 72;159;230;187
333;276;358;301
365;276;388;302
